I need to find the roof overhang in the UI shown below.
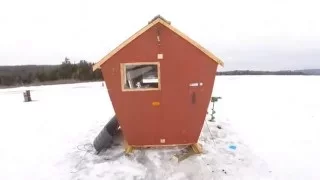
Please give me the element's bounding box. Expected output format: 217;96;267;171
93;15;224;71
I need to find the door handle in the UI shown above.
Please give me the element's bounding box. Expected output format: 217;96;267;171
192;92;196;104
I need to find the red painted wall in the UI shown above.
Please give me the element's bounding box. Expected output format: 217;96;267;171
101;22;218;146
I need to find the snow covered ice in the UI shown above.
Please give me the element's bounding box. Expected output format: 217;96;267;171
0;76;319;180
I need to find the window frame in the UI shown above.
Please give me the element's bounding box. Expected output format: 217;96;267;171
120;62;161;92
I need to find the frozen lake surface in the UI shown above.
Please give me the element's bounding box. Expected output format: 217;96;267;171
0;76;319;180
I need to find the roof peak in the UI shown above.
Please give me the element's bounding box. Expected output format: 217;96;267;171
92;15;224;71
148;15;171;25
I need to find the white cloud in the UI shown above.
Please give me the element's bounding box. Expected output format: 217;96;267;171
0;0;319;70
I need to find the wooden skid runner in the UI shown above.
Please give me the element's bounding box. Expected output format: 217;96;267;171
124;142;203;162
191;143;203;154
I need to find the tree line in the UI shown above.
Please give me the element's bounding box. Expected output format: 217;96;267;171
0;58;103;86
217;70;306;76
0;58;312;87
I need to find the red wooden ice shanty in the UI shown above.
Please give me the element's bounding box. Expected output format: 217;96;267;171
93;15;224;152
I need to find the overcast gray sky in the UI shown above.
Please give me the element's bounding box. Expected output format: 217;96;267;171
0;0;319;71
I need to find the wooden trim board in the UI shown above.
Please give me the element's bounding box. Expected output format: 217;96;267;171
124;143;203;155
131;143;194;148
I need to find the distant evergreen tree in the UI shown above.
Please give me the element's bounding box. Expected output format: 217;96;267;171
48;69;59;81
76;60;92;80
36;71;48;82
58;57;74;79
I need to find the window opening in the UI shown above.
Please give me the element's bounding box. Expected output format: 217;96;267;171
122;62;160;91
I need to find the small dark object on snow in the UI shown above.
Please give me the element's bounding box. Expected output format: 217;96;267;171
23;90;32;102
93;115;120;154
222;169;227;174
217;125;222;129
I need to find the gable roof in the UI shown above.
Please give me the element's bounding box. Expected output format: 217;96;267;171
92;15;224;71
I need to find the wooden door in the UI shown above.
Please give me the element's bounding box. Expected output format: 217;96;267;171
119;62;163;146
160;57;201;145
